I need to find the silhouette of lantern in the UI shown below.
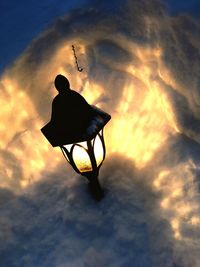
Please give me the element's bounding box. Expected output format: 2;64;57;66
60;107;110;200
41;75;111;200
41;97;111;201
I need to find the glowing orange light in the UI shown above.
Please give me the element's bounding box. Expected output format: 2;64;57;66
153;161;200;240
0;41;181;190
171;218;181;239
61;133;104;174
0;76;62;191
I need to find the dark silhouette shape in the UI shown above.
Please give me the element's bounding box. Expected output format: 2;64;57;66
41;74;111;147
41;75;111;201
51;75;94;136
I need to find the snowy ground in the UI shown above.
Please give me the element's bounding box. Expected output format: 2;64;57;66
1;0;200;266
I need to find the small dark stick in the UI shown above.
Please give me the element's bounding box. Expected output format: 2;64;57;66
72;45;83;72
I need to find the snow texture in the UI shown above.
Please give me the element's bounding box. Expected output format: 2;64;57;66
1;0;200;266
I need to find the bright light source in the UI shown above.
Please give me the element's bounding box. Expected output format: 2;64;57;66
61;131;105;174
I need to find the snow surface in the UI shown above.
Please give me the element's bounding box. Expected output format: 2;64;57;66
1;0;200;267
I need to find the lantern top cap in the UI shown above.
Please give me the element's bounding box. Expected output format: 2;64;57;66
55;74;70;92
41;105;111;147
41;75;111;147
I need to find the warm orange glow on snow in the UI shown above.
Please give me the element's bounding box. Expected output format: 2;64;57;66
0;43;179;189
0;77;61;192
0;39;199;244
153;161;200;240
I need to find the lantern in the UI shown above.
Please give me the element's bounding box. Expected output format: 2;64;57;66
41;104;111;201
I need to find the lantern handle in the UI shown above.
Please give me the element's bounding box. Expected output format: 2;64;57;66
72;45;83;72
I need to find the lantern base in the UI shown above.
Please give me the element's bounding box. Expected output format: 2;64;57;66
83;172;104;201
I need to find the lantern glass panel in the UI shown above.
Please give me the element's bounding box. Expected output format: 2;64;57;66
73;142;92;172
94;134;104;167
64;144;73;150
